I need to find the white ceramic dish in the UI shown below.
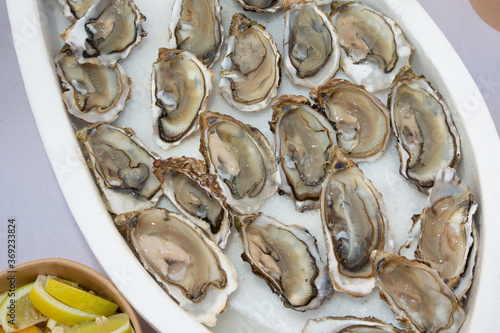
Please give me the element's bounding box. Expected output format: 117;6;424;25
7;0;500;332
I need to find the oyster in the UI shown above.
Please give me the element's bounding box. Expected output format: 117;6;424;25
302;316;401;333
151;48;214;150
55;46;131;123
62;0;147;66
371;250;465;333
320;147;388;297
235;213;333;311
115;208;238;326
152;157;231;249
310;79;391;162
219;13;281;112
199;111;279;215
330;1;412;92
399;167;477;298
388;67;461;193
283;0;340;88
77;123;162;215
168;0;223;68
269;95;337;211
58;0;94;21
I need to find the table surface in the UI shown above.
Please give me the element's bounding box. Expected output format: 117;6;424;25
1;1;499;332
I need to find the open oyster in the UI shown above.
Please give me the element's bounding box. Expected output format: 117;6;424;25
320;147;388;297
58;0;94;21
371;250;465;333
269;95;337;211
235;213;333;311
199;111;279;214
115;208;238;326
152;157;231;249
302;316;401;333
283;0;340;88
151;48;213;150
330;1;412;92
55;46;130;123
388;67;461;193
219;13;281;112
310;79;391;162
62;0;147;66
77;123;162;215
168;0;223;68
399;167;477;298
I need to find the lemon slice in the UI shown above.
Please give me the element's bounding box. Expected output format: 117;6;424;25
44;277;118;316
66;313;131;333
0;282;47;332
29;275;98;326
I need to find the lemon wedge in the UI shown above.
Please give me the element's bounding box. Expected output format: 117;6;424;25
29;275;98;327
44;277;118;317
66;313;131;333
0;282;47;332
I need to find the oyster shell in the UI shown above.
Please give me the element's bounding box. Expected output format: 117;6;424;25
269;95;337;211
219;13;281;112
330;1;412;92
115;208;238;326
235;213;333;311
168;0;223;68
152;157;231;249
55;46;131;123
62;0;147;66
320;147;388;297
310;79;391;162
302;316;401;333
234;0;283;13
77;123;162;215
151;48;214;150
371;250;465;333
58;0;94;21
399;167;477;298
283;0;340;88
388;67;461;193
199;111;279;214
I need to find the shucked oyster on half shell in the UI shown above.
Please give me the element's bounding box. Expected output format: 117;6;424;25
310;79;391;162
269;95;337;211
115;208;238;327
235;213;333;311
283;0;340;88
302;316;402;333
151;48;214;150
55;46;131;123
62;0;147;66
219;13;281;112
330;1;412;92
399;167;477;299
199;111;279;215
388;67;461;193
77;123;162;215
168;0;223;68
152;156;231;249
57;0;95;21
320;147;388;297
371;250;465;333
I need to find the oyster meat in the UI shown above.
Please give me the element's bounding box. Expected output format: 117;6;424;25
62;0;147;66
310;79;391;162
152;157;231;249
115;208;238;326
168;0;223;68
388;67;461;193
151;48;214;150
199;111;279;215
55;46;131;123
58;0;95;21
283;0;340;88
234;0;283;13
269;95;337;211
302;316;401;333
219;13;281;112
77;123;162;215
330;1;412;92
235;213;333;311
371;250;465;333
320;147;388;297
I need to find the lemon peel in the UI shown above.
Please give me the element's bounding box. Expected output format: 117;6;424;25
66;313;131;333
